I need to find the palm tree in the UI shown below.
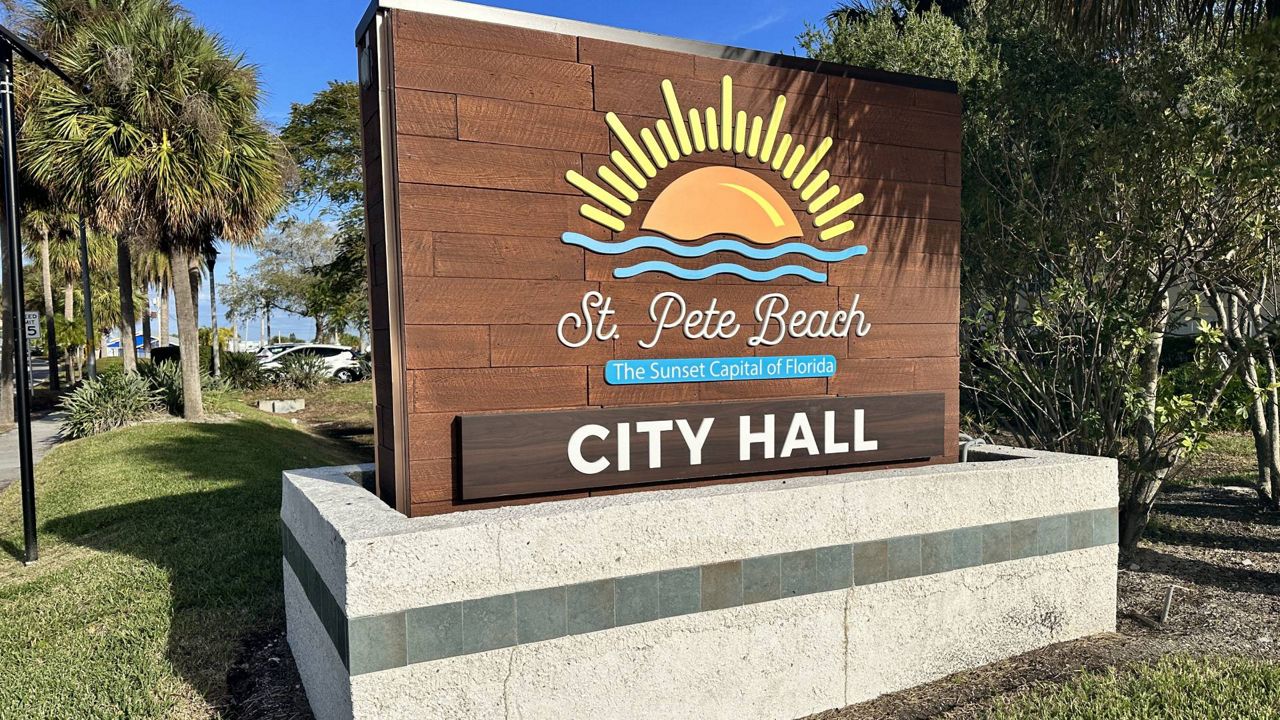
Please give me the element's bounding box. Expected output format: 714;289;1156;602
134;247;170;356
20;199;72;392
22;1;289;419
44;223;112;382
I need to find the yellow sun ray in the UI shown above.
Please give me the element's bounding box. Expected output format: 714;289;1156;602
656;120;680;162
661;79;693;156
734;111;747;154
597;165;639;202
610;151;647;190
819;219;856;241
793;137;833;190
605;113;656;178
747;116;763;158
720;76;733;151
639;128;668;169
800;170;830;202
706;107;720;151
760;95;786;164
579;204;624;232
809;185;841;213
688;108;706;152
770;134;792;171
566;170;631;216
814;192;864;226
782;144;805;179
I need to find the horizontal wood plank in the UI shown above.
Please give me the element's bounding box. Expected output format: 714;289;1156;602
394;90;458;139
395;11;578;62
432;233;584;280
458;96;609;154
405;325;490;369
403;277;599;324
395;44;593;109
410;366;587;413
491;325;616;367
398;136;580;193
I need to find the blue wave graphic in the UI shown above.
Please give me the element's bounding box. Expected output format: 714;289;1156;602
615;261;828;283
561;232;868;262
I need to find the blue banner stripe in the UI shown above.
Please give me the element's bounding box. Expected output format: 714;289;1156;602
605;355;838;385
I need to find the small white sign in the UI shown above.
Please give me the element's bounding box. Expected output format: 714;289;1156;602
23;311;39;340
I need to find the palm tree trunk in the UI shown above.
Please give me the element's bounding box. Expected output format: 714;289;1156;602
169;245;204;421
207;251;220;376
115;236;137;373
61;282;74;384
159;278;170;347
39;229;59;392
140;284;152;360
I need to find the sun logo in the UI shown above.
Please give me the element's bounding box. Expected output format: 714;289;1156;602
560;75;867;283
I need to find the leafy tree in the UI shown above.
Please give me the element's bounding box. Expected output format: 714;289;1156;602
279;80;368;340
222;220;348;340
803;3;1280;548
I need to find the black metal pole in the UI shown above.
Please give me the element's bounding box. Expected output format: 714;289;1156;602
78;215;94;379
0;43;38;564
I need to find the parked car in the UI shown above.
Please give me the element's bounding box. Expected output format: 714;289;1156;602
255;342;301;359
259;344;363;382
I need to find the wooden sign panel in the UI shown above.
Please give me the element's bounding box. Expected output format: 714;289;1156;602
459;393;945;499
357;1;962;515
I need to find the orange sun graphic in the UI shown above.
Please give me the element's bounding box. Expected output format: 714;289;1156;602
641;166;802;244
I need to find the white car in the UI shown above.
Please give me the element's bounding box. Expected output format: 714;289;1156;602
259;344;363;382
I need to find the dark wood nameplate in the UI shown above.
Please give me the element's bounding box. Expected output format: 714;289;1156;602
458;393;945;500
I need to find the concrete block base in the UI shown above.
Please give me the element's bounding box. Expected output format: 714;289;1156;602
282;447;1117;720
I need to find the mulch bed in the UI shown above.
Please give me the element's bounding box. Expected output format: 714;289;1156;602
227;476;1280;719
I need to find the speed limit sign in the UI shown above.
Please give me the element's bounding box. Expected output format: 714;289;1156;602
23;311;38;340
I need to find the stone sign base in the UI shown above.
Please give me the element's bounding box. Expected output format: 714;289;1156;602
282;447;1117;720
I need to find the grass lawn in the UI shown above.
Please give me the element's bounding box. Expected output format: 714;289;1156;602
985;655;1280;719
0;401;358;719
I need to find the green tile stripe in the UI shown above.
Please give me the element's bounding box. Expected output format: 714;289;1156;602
281;523;350;670
282;507;1117;676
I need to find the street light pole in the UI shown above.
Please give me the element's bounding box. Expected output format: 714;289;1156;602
0;23;80;565
0;42;38;564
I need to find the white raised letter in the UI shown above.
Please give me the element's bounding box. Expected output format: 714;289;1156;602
780;413;819;458
739;414;776;460
635;419;674;468
640;292;687;349
823;410;849;453
853;409;878;451
676;418;714;465
568;424;610;474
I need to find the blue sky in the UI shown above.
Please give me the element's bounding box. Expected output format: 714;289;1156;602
176;0;839;341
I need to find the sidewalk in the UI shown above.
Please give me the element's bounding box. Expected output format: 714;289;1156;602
0;413;64;494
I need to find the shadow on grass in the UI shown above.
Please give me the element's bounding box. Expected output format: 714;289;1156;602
38;419;346;718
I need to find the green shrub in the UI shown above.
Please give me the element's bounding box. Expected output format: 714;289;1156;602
95;356;125;376
272;353;329;390
59;372;161;438
136;360;227;415
138;360;184;415
222;351;266;390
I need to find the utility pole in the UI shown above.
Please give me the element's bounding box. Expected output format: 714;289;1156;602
0;24;81;564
